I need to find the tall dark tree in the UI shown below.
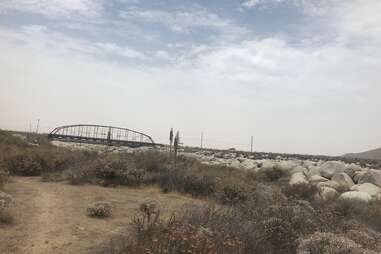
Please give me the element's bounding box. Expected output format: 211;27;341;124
169;128;174;155
174;131;180;166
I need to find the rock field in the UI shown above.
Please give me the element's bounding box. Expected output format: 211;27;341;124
51;141;381;203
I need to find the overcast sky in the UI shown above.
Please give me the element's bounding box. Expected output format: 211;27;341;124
0;0;380;155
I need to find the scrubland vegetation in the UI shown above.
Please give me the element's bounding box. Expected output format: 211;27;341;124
1;129;381;253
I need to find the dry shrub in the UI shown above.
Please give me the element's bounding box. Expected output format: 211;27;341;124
0;167;8;189
183;174;216;197
133;150;170;172
217;183;253;205
87;202;112;218
345;229;380;250
298;232;366;254
360;201;381;232
0;209;14;224
283;183;318;202
3;152;44;176
2;145;97;177
0;191;14;225
255;167;286;182
131;206;245;254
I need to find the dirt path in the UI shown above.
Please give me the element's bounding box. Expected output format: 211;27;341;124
0;177;205;254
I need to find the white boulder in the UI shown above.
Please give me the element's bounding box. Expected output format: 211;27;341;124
261;160;276;170
289;172;308;185
317;180;341;191
306;166;320;178
319;161;346;179
331;173;355;191
358;170;381;187
344;164;363;179
319;187;339;200
350;183;381;197
227;159;241;168
339;191;372;203
353;170;367;184
309;175;329;184
277;160;299;172
240;159;257;170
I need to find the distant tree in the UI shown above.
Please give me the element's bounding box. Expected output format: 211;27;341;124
174;131;180;167
169;128;173;156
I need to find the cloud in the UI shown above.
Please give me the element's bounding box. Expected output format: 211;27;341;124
241;0;287;9
334;0;381;43
0;25;148;60
119;8;248;39
0;0;104;18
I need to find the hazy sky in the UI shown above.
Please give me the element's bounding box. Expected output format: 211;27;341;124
0;0;380;155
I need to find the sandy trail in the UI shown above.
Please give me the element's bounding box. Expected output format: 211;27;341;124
0;177;204;254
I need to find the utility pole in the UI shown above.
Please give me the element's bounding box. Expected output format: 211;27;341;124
36;119;40;134
250;136;253;153
201;132;204;149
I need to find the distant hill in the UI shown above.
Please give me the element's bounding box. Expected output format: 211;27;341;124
343;147;381;160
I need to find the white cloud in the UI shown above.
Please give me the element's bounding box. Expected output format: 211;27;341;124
119;8;248;39
334;0;381;44
0;0;104;18
0;25;148;60
242;0;287;9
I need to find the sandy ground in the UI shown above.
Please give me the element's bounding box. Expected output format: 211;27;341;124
0;177;205;254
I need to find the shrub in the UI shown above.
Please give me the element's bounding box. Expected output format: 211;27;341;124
283;183;318;202
298;232;365;254
133;151;170;172
131;206;245;254
4;152;44;176
0;167;8;189
345;229;379;250
0;209;14;224
0;191;14;225
183;174;215;197
360;201;381;232
258;217;298;254
255;167;286;182
87;202;112;218
66;168;94;185
217;183;252;205
120;169;147;187
155;169;185;193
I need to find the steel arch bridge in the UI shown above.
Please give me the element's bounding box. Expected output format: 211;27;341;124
48;124;160;148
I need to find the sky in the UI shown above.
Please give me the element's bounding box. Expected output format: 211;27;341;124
0;0;380;155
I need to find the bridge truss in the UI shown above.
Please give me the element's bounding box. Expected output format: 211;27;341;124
48;124;160;148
